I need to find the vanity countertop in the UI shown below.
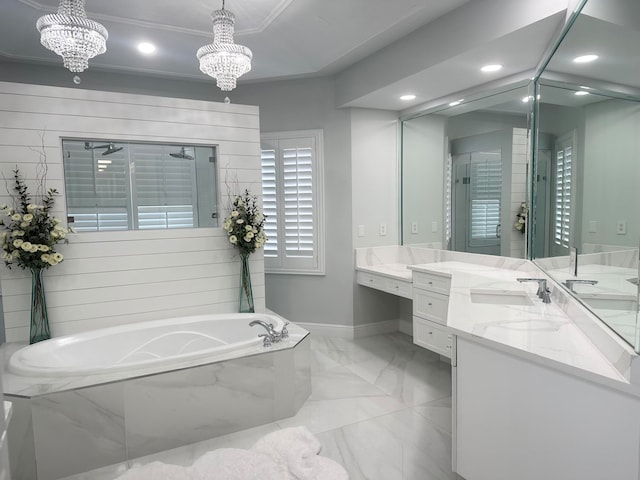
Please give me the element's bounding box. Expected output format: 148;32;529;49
410;261;630;386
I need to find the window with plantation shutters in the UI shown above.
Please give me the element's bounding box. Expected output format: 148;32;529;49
261;130;324;274
554;144;572;249
469;153;502;246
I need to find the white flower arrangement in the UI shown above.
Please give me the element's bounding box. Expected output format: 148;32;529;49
223;189;266;255
514;201;528;234
0;169;69;270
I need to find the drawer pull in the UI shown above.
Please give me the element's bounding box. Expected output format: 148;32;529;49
369;279;374;283
394;285;399;289
428;331;433;335
428;302;433;306
446;345;452;349
428;281;433;285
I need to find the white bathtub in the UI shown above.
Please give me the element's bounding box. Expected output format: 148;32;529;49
9;313;285;377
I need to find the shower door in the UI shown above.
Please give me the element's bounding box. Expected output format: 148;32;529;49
452;150;502;255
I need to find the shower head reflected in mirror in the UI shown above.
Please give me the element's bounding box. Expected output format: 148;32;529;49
169;147;194;160
84;141;123;156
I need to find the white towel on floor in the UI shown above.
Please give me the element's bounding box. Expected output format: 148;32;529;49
112;427;349;480
192;448;287;479
251;426;347;480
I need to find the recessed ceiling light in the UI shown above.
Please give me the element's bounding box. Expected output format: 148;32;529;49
481;64;503;73
575;91;590;96
400;94;416;101
137;42;156;55
573;54;598;63
449;99;464;107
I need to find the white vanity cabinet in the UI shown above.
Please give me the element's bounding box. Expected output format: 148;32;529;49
356;271;412;299
412;270;455;361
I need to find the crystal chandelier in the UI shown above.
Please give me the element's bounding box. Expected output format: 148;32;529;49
36;0;108;73
197;0;252;92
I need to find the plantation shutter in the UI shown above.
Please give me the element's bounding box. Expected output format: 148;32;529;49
554;145;572;248
131;144;197;229
63;141;129;231
261;131;324;274
469;153;502;246
260;143;279;258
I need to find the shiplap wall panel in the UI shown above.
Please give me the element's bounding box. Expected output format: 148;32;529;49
0;81;265;342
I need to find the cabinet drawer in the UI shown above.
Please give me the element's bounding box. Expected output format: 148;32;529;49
414;289;449;324
357;271;385;290
413;271;451;295
413;317;454;358
385;278;412;299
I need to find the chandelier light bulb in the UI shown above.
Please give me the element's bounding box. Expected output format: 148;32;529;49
36;0;108;73
197;2;252;92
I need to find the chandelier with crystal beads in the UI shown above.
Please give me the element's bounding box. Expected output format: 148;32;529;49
36;0;108;73
197;1;252;92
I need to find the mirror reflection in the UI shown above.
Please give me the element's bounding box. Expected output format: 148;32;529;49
402;85;531;259
531;0;640;349
62;139;219;232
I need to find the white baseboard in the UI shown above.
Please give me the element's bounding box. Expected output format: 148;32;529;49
398;318;413;336
295;319;399;339
353;319;399;338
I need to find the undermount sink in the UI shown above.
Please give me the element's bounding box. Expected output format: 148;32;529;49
579;293;638;312
470;289;534;306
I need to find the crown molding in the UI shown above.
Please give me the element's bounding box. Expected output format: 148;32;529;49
17;0;294;36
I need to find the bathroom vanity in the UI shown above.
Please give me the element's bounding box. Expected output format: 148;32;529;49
355;245;640;480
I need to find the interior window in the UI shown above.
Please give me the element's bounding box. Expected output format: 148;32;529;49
62;139;218;232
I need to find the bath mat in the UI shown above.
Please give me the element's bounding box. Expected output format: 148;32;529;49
113;426;348;480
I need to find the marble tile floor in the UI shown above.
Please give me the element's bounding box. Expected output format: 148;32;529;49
62;333;463;480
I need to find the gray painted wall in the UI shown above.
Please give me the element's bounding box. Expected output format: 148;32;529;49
229;77;357;327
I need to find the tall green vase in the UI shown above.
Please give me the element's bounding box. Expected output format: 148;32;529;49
239;252;255;313
29;267;51;344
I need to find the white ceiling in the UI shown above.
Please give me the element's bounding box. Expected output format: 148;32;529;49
2;0;634;111
1;0;471;81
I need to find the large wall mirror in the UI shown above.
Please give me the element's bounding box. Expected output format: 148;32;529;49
401;82;533;259
531;0;640;351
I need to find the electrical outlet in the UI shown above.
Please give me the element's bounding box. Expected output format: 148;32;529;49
379;223;387;236
357;224;365;237
431;221;438;233
411;222;418;234
617;220;627;235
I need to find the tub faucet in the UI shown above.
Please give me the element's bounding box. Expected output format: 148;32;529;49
249;320;290;346
563;279;598;293
516;278;552;304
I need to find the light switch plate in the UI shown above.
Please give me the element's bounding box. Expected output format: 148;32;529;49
358;224;365;237
588;221;597;233
431;221;438;233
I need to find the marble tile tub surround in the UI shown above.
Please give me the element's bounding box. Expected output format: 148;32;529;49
5;334;311;480
60;333;460;480
1;322;309;398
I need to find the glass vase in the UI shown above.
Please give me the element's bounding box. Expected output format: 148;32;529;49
29;267;51;344
239;252;255;313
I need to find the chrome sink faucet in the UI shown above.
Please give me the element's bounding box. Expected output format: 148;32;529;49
516;278;552;304
563;279;598;292
249;319;290;346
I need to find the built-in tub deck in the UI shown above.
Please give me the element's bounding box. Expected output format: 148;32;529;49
3;313;311;480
